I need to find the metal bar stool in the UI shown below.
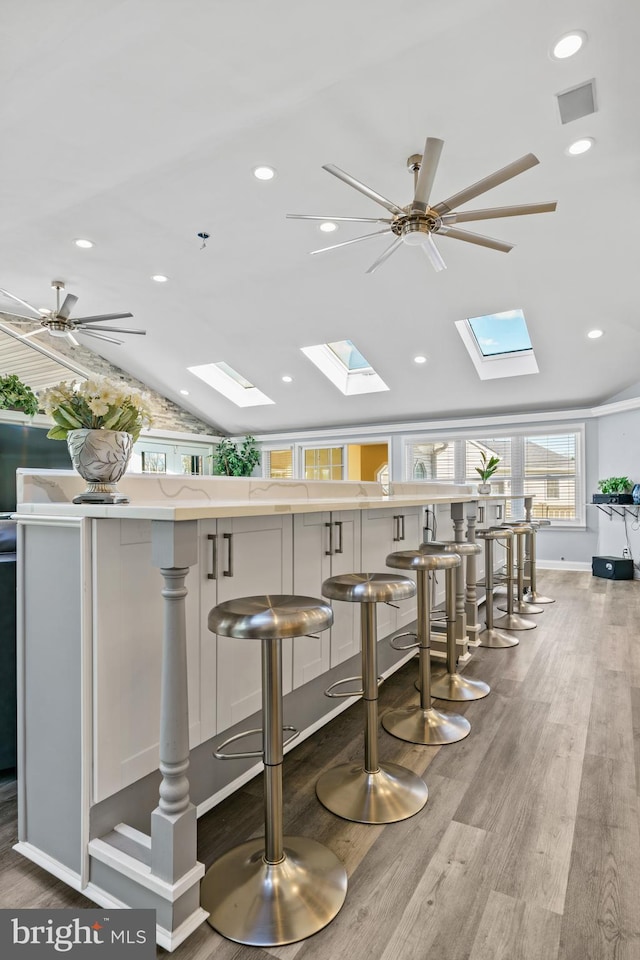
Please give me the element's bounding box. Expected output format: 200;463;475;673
201;595;348;947
497;522;543;616
524;518;555;604
382;549;471;744
316;573;429;824
492;527;536;630
420;542;490;701
476;529;519;648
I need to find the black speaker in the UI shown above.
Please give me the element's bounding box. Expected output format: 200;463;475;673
592;556;634;580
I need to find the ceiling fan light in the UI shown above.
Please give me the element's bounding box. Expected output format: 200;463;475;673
551;31;586;60
401;231;427;246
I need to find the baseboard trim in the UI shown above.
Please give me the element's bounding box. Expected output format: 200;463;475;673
537;560;592;572
13;842;83;891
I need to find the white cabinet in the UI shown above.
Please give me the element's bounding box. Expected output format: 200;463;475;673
209;515;294;732
292;510;361;683
360;507;422;638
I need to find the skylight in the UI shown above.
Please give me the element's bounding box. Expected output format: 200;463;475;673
467;309;533;357
187;361;274;407
455;308;539;381
301;339;389;396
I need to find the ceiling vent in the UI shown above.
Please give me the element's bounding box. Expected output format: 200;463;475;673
556;80;597;124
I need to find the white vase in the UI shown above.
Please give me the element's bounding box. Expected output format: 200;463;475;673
66;429;133;504
477;482;492;495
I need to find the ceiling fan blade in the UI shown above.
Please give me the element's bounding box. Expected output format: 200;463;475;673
0;287;43;317
78;329;124;345
67;332;80;347
76;325;146;335
310;228;393;255
365;236;403;275
432;153;539;215
437;225;513;253
413;137;444;211
20;328;47;339
441;201;557;224
287;214;394;223
0;309;43;322
322;164;406;216
70;312;134;324
57;293;78;320
422;235;447;272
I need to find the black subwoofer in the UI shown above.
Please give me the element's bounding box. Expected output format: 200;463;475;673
591;555;634;580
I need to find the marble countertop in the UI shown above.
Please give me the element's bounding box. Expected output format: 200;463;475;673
14;470;503;521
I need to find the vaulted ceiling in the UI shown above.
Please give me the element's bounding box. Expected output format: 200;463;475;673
2;0;638;436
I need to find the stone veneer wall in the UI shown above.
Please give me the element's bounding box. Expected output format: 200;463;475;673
38;337;223;436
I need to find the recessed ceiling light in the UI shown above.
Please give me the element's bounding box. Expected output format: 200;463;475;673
253;166;276;181
179;389;190;395
282;375;293;383
74;238;94;249
414;355;427;364
551;31;586;60
566;138;594;156
152;274;169;282
319;222;338;233
587;329;603;339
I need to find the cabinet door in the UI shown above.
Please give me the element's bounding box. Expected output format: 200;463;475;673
215;515;293;731
394;508;420;630
360;509;398;640
292;513;331;687
329;510;361;667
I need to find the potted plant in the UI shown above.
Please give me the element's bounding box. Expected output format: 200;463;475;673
0;373;39;416
40;377;153;504
593;477;633;505
475;451;501;494
210;436;261;477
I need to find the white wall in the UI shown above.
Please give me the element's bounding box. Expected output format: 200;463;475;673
596;407;640;572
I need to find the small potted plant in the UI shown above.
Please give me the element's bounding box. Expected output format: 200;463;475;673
40;377;153;504
475;451;501;494
0;373;39;416
593;477;633;505
210;436;261;477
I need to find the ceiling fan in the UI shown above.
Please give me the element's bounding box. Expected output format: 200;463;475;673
288;137;556;273
0;279;146;345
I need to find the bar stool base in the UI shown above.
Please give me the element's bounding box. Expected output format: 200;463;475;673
316;762;428;823
497;599;543;615
478;627;519;648
493;612;536;631
201;836;348;947
430;672;490;701
525;590;555;604
382;705;470;745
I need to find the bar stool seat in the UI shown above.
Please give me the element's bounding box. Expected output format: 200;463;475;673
383;550;471;744
476;529;519;648
316;573;429;824
201;595;347;947
419;542;490;701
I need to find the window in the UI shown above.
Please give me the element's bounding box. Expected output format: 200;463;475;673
141;451;167;473
264;448;294;479
404;427;583;524
300;340;389;396
303;446;344;481
455;308;539;381
181;454;203;475
187;361;274;407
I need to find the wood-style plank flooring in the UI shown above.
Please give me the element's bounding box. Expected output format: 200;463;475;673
2;570;640;959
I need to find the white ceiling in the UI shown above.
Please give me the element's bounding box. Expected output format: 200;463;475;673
1;0;639;437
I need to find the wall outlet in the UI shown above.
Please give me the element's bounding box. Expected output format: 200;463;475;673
623;547;631;559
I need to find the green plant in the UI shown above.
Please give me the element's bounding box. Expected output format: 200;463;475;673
0;373;39;415
475;451;501;483
597;476;631;494
40;377;153;441
211;435;261;476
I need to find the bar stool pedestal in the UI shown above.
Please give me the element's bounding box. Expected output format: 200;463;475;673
316;574;429;824
524;518;555;604
493;527;536;631
382;550;471;745
477;529;519;648
201;595;347;947
497;522;543;616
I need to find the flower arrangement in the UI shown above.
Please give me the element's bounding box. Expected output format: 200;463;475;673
40;377;153;442
0;373;39;415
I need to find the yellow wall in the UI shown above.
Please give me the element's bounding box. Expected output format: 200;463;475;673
347;443;388;481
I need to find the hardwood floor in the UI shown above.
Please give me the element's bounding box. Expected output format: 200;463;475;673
2;570;640;959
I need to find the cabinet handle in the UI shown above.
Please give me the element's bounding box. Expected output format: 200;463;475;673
334;520;343;554
207;533;217;580
393;515;401;541
478;506;485;525
325;521;333;556
400;514;406;541
223;532;234;577
496;504;503;521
